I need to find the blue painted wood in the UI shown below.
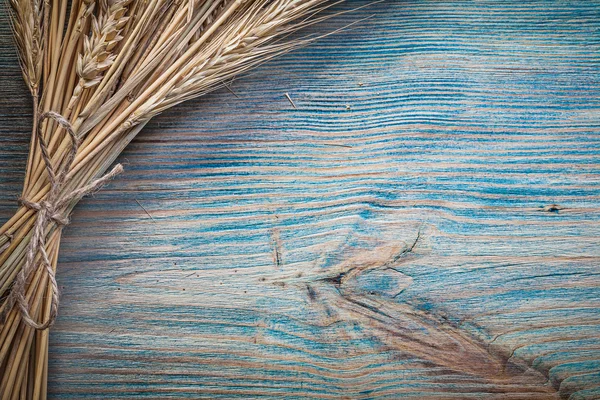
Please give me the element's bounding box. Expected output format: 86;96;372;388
1;0;600;398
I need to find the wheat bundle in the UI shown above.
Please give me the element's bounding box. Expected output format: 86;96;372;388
0;0;353;396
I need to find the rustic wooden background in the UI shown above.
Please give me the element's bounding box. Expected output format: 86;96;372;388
1;0;600;398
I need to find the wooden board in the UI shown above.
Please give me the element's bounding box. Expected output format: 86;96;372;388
1;0;600;398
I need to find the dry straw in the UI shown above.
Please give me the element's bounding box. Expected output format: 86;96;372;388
0;0;364;396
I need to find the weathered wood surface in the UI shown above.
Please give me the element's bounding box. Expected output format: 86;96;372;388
1;0;600;398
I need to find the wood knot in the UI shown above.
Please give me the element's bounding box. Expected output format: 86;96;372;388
542;204;563;213
343;268;413;298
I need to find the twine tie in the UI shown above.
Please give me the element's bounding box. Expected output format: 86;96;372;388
2;111;123;330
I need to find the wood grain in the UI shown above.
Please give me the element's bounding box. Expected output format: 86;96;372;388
1;0;599;398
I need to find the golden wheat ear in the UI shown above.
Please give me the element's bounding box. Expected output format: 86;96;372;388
7;0;44;96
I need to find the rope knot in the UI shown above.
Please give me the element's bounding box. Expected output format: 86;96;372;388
18;197;70;226
2;111;123;330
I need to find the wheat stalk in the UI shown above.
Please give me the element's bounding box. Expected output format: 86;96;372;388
0;0;359;396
